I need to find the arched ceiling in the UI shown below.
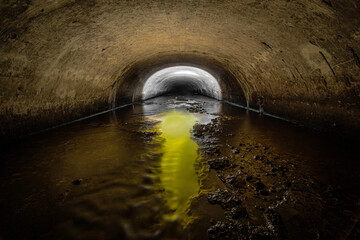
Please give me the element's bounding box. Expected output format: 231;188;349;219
0;0;360;139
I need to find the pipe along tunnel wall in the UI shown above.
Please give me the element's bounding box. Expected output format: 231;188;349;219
0;0;360;142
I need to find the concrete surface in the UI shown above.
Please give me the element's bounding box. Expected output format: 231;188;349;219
1;0;360;140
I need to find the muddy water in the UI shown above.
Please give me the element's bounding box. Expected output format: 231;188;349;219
153;111;199;224
0;95;359;240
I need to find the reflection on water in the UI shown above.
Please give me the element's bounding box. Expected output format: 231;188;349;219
0;95;359;239
153;111;200;224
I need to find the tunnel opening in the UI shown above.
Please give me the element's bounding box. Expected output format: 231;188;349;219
111;53;249;109
142;66;222;100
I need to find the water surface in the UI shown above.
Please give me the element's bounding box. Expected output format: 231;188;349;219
0;95;358;239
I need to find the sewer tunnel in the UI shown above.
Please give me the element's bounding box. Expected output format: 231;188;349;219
0;1;360;239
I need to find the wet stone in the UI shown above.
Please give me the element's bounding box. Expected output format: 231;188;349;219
226;174;245;188
208;221;230;239
222;195;242;209
229;206;248;219
208;221;248;240
246;176;253;182
253;155;261;160
141;131;157;137
225;174;236;184
264;207;285;237
205;147;221;156
72;178;83;185
207;157;230;170
248;225;273;240
215;129;223;134
255;181;266;191
213;148;221;154
207;189;231;204
207;189;242;210
264;208;282;227
231;148;240;154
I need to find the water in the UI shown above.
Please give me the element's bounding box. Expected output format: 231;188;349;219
0;95;359;239
153;111;199;224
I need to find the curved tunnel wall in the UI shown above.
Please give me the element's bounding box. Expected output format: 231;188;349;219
0;0;360;140
111;54;248;107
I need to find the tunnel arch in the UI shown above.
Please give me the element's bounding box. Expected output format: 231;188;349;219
110;53;249;107
141;66;222;100
1;0;360;140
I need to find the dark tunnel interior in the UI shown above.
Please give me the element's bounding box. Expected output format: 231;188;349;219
158;79;205;97
0;1;360;239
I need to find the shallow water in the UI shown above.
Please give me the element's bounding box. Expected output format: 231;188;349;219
153;111;199;223
0;95;359;239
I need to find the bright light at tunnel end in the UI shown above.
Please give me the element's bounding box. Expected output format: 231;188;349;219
142;66;222;100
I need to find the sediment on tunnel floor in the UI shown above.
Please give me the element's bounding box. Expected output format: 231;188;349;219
0;95;359;239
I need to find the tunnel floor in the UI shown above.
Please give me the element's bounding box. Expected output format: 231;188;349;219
0;95;359;240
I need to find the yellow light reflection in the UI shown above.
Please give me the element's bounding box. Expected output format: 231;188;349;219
156;111;200;224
